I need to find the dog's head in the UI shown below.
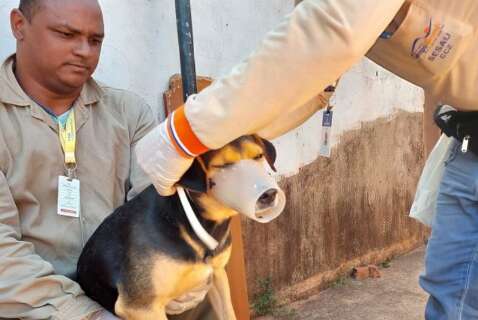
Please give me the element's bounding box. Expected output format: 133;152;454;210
178;135;283;222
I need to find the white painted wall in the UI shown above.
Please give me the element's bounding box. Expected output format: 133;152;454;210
0;0;423;177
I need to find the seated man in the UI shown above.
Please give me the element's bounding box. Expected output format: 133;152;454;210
0;0;212;319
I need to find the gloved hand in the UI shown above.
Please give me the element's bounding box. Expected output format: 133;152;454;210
89;310;120;320
135;119;194;196
165;276;212;315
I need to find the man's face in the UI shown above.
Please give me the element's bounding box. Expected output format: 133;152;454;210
16;0;104;93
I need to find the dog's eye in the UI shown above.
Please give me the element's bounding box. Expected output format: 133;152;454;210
212;163;234;169
253;154;264;160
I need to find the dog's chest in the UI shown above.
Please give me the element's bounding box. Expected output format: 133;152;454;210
149;245;232;301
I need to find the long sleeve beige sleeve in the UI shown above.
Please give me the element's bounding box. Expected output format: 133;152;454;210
0;171;102;320
126;96;158;201
185;0;406;149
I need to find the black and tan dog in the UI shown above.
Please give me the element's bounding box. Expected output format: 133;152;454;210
77;135;278;320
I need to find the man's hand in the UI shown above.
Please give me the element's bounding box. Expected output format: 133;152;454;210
89;310;120;320
135;119;194;196
165;277;212;315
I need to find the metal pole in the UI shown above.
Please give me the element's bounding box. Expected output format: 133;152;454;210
175;0;197;101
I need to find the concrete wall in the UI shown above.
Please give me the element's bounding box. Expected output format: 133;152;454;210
0;0;428;302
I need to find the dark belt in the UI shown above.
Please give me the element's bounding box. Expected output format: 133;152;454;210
434;105;478;156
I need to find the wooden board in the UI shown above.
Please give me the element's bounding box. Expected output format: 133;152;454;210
163;74;214;116
163;74;251;320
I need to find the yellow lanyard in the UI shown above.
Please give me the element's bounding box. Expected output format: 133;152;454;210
59;110;77;177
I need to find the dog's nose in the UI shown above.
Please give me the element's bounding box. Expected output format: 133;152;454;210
258;189;278;207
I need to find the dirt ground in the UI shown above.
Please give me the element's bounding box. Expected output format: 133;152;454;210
256;247;428;320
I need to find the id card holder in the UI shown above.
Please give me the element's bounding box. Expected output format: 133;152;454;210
319;110;333;157
57;176;80;218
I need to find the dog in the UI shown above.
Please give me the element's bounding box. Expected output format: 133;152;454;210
77;135;279;320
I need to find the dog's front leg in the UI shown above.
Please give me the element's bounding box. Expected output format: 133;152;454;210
208;267;236;320
115;292;168;320
115;304;168;320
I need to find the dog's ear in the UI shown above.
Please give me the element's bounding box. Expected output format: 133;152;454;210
254;136;277;172
177;158;208;193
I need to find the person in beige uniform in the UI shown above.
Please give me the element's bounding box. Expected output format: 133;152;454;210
137;1;478;319
0;0;215;319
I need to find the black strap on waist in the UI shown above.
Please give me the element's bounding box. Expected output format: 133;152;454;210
434;105;478;155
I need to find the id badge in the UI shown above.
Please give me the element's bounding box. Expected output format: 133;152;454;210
319;110;333;157
57;176;80;218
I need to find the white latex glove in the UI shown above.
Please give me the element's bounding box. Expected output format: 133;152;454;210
136;120;194;196
89;310;120;320
165;276;212;315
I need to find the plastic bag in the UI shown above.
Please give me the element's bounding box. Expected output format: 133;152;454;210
409;134;454;226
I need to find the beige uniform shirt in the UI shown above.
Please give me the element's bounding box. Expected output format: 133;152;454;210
368;0;478;111
0;56;156;319
367;0;478;226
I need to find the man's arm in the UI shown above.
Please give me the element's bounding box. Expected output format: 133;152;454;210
136;0;406;195
125;95;158;200
0;170;103;320
181;0;406;149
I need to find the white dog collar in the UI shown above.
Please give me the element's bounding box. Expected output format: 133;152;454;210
177;187;219;251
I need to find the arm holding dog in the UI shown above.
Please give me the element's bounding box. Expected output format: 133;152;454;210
0;87;157;320
178;0;405;149
0;171;104;319
136;0;405;195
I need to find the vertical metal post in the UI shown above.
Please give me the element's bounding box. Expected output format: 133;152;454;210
173;2;251;319
175;0;197;101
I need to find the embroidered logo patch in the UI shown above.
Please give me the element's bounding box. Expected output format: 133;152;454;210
411;18;445;59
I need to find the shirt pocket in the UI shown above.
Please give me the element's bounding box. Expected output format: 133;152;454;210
388;2;473;78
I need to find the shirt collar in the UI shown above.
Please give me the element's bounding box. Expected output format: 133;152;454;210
0;54;104;107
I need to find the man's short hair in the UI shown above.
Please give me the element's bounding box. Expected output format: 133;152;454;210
19;0;43;21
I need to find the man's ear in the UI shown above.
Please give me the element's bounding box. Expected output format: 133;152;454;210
254;135;277;172
177;158;208;193
10;9;27;41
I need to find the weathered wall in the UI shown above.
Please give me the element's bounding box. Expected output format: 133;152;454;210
244;110;429;300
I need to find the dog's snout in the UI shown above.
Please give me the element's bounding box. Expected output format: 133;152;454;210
258;189;278;206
